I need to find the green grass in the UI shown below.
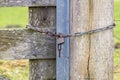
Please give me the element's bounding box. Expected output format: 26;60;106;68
0;60;29;80
0;7;28;28
0;0;119;80
114;49;120;65
114;0;120;45
114;0;120;20
0;7;29;80
114;0;120;80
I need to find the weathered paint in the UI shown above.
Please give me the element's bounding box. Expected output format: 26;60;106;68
57;0;70;80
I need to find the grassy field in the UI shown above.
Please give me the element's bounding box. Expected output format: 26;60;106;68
114;0;120;79
0;7;29;80
0;60;29;80
0;7;28;28
0;0;120;80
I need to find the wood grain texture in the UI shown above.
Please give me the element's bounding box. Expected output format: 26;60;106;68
56;0;70;80
70;0;114;80
29;7;56;28
89;0;114;80
29;60;56;80
29;6;56;80
0;0;56;7
70;0;90;79
0;29;55;60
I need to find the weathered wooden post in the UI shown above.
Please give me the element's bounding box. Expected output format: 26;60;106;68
0;0;56;80
28;2;56;80
0;0;114;80
89;0;114;79
70;0;90;79
70;0;114;80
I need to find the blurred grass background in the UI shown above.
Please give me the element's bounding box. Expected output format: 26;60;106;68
0;0;120;80
114;0;120;79
0;7;29;80
0;7;28;29
0;60;29;80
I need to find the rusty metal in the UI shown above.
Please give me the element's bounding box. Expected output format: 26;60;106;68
26;23;115;57
27;23;115;38
57;35;65;57
58;44;62;57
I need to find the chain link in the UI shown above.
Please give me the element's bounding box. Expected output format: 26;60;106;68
26;23;115;38
27;23;115;58
73;23;115;37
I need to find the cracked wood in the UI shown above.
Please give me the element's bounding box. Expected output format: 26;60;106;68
70;0;90;79
70;0;114;80
89;0;114;80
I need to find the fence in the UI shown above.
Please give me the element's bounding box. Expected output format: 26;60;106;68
0;0;114;80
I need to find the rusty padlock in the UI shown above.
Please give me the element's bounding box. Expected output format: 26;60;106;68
57;37;64;45
57;36;65;57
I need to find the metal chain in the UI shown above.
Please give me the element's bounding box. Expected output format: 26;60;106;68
26;23;115;38
73;23;116;37
26;23;115;58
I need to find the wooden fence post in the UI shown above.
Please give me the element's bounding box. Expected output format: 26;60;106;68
29;7;56;80
0;0;57;80
89;0;114;79
70;0;90;79
70;0;114;80
0;0;114;80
